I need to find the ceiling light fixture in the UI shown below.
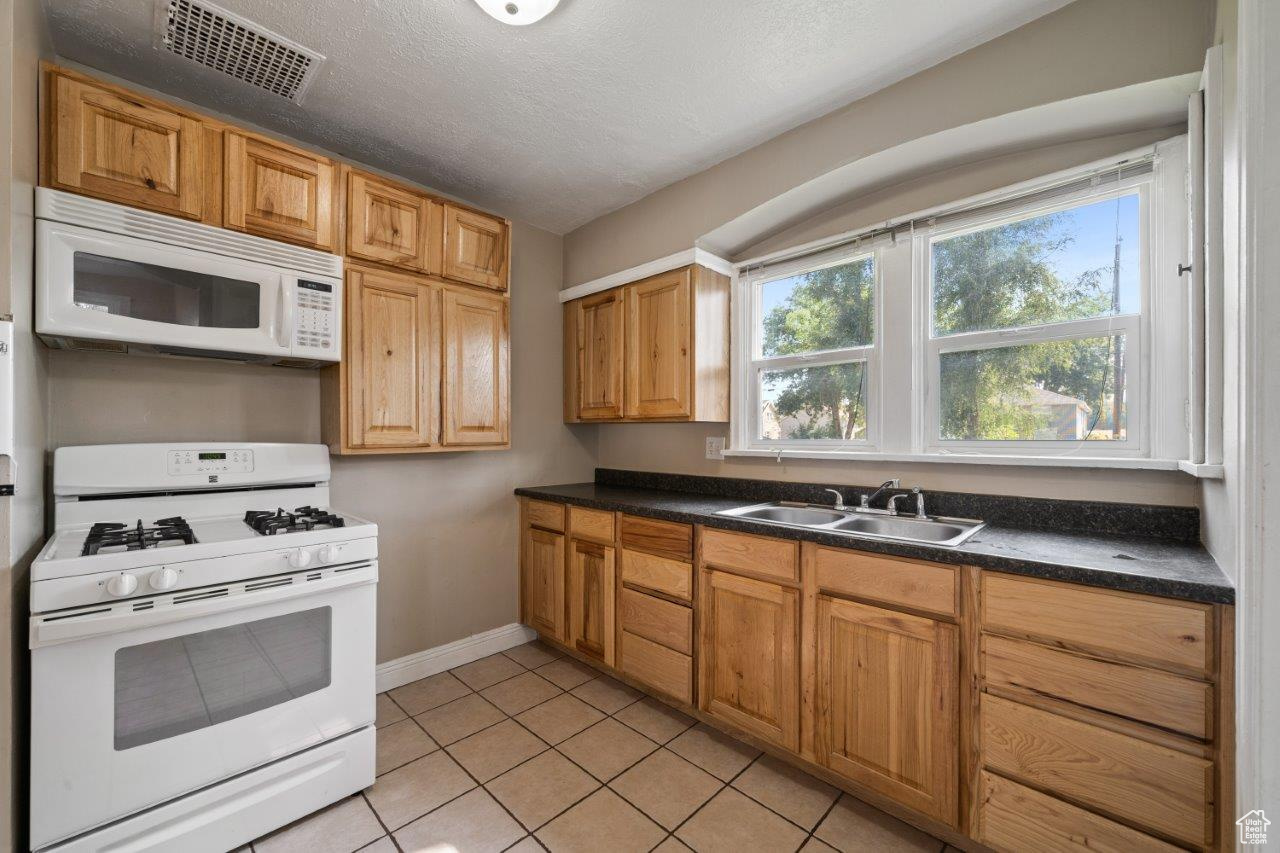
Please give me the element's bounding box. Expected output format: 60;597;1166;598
472;0;560;26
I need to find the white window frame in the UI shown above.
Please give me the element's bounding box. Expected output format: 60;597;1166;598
740;246;883;451
920;177;1152;458
729;138;1191;468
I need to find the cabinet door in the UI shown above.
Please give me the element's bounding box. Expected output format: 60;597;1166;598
443;204;509;291
225;131;335;250
346;171;441;273
625;269;692;419
576;290;625;420
522;525;565;642
815;596;958;823
699;569;799;750
49;73;204;218
568;540;616;666
345;268;437;448
441;288;510;446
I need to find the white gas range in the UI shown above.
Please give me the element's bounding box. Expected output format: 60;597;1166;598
29;443;378;853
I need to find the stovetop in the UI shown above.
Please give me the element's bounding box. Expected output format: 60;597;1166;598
81;517;197;556
245;506;346;535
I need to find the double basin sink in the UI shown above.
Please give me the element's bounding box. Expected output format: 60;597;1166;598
716;501;984;547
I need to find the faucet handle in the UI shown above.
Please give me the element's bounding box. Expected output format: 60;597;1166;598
822;488;845;510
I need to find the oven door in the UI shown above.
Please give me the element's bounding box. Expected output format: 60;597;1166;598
36;219;293;358
29;563;376;850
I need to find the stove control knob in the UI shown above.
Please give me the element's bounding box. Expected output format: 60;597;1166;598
287;549;313;569
149;567;179;591
106;573;138;597
318;545;343;565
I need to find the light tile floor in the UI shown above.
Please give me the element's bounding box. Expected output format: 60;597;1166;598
250;641;949;853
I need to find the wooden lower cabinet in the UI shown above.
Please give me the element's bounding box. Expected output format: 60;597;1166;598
522;525;565;642
568;539;616;666
815;595;958;824
699;569;800;751
514;503;1236;851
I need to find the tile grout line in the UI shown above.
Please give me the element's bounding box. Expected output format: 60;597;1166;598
357;789;402;852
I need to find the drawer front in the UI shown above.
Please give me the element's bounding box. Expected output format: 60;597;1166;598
620;548;693;601
570;506;615;543
983;635;1212;740
620;588;692;655
813;546;956;616
525;500;564;532
982;574;1214;675
700;528;798;583
978;771;1181;853
981;695;1212;848
620;515;693;561
620;632;692;704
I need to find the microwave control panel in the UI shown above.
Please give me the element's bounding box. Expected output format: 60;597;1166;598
293;280;337;357
168;449;255;476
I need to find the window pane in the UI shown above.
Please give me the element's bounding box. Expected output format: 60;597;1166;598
931;194;1140;336
759;255;874;357
760;362;866;440
939;335;1127;441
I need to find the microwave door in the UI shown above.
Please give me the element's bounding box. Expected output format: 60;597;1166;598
37;220;292;358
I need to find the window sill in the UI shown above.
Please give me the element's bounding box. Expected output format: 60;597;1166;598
722;448;1222;476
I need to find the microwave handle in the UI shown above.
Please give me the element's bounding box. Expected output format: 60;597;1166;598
275;278;291;349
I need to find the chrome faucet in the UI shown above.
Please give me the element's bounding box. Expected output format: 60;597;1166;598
886;492;910;515
913;487;928;519
822;489;846;511
859;479;900;510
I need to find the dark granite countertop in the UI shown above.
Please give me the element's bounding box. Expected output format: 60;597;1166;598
514;481;1234;605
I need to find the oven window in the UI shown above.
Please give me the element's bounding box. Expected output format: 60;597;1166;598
73;252;261;328
114;607;331;751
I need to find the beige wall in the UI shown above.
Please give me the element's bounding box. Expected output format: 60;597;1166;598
563;0;1212;286
46;221;597;664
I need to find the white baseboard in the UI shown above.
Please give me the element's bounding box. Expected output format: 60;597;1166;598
375;622;537;694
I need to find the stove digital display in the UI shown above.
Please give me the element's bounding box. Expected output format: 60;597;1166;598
198;452;226;460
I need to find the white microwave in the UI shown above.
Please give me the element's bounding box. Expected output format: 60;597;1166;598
36;188;342;367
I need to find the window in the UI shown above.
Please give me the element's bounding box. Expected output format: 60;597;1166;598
747;251;878;445
732;139;1189;465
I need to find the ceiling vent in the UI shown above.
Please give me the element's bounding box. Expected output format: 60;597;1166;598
157;0;325;103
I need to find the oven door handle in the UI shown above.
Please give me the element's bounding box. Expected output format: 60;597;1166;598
30;564;376;648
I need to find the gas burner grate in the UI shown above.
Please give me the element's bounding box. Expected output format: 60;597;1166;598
244;506;345;536
81;517;197;556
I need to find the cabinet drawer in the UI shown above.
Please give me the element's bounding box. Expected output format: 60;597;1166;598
981;695;1212;848
569;506;615;543
813;546;956;616
526;500;564;532
620;632;692;704
620;588;692;655
620;515;692;561
982;574;1213;676
700;528;798;583
620;548;692;601
983;635;1212;740
978;771;1181;853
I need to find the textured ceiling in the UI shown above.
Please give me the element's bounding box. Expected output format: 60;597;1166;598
42;0;1069;233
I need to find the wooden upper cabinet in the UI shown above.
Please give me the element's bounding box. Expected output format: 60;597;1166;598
443;204;510;291
563;264;729;423
343;266;438;449
442;287;510;446
626;268;691;418
568;539;616;666
815;596;958;824
47;70;205;219
576;290;626;420
345;169;442;274
699;569;800;751
224;130;335;251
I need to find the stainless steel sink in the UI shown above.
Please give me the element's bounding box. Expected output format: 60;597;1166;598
716;501;984;547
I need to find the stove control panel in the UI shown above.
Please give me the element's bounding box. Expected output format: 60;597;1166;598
293;280;335;354
167;449;255;476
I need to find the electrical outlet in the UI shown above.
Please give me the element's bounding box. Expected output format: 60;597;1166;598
705;436;726;460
